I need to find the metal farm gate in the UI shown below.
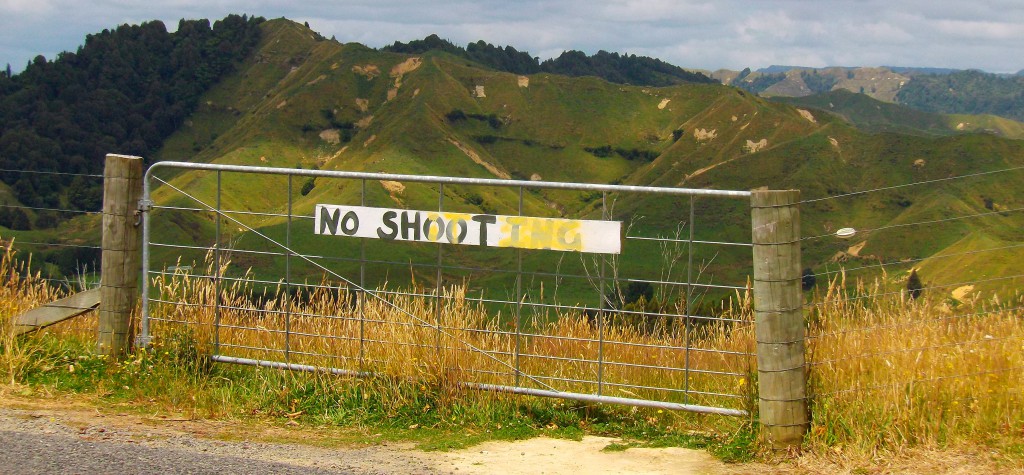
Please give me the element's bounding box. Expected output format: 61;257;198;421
138;162;798;422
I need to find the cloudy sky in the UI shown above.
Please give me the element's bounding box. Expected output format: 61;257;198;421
2;0;1023;74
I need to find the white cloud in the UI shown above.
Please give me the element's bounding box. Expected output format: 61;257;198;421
0;0;54;13
846;21;913;44
594;0;716;23
2;0;1024;73
932;19;1024;40
735;11;799;44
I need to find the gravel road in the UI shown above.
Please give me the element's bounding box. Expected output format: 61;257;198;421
0;399;728;475
0;406;442;474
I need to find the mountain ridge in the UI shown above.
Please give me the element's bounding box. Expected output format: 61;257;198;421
382;34;715;86
143;19;1023;297
1;17;1022;299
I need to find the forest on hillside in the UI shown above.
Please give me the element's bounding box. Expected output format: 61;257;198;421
383;34;714;86
731;67;1024;123
0;14;263;229
896;70;1024;121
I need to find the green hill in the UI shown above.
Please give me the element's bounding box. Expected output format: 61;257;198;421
897;70;1024;122
716;66;1024;124
142;19;1024;300
0;14;264;217
772;89;1024;139
4;18;1023;302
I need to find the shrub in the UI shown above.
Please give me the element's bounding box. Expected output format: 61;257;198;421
906;269;923;299
445;109;467;122
300;177;315;196
584;145;613;158
802;268;816;291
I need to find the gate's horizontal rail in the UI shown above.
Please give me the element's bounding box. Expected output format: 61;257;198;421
145;161;752;198
211;355;749;417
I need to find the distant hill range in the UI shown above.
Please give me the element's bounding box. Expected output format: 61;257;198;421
773;89;1024;139
712;65;1024;121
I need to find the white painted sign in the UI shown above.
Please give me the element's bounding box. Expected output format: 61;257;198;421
314;204;621;254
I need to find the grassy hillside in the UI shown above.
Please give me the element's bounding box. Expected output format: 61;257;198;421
897;69;1024;122
141;20;1024;302
7;18;1018;304
717;66;1024;125
773;89;1024;139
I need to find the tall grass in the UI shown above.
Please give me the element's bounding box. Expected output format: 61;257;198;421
0;242;755;457
149;255;758;412
2;241;1022;462
0;239;77;385
807;273;1024;457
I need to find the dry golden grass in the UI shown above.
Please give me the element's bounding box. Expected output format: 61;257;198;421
149;257;758;412
0;239;92;385
806;273;1024;459
2;242;1022;466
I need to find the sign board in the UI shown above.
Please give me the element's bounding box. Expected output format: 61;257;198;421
315;204;621;254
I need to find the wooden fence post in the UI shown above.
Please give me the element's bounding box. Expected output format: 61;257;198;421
97;154;143;357
751;189;808;448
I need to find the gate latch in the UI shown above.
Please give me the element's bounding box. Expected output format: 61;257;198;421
135;199;154;227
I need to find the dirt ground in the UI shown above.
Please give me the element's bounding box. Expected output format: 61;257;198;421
0;394;1014;474
0;394;744;474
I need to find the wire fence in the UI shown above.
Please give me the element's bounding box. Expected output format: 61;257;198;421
7;156;1021;434
800;163;1024;405
141;162;758;415
0;168;103;291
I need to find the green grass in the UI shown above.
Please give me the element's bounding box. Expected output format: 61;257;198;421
5;329;749;456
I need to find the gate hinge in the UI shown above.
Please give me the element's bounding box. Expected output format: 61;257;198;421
135;334;152;349
134;199;154;227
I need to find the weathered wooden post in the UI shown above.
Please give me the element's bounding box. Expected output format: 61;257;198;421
751;189;808;448
97;154;143;357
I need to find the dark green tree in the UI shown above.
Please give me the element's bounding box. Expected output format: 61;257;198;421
622;281;654;307
300;177;315;196
0;14;265;227
383;36;714;86
0;207;31;230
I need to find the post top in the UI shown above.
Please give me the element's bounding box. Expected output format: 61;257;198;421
750;189;800;207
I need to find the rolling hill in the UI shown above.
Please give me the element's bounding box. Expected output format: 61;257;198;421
714;65;1024;124
3;18;1023;303
772;89;1024;139
145;19;1024;300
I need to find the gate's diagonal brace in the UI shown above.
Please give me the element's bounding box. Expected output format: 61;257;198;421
141;176;559;393
15;288;101;336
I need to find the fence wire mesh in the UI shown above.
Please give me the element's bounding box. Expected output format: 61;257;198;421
142;162;757;415
800;164;1024;412
0;167;103;292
